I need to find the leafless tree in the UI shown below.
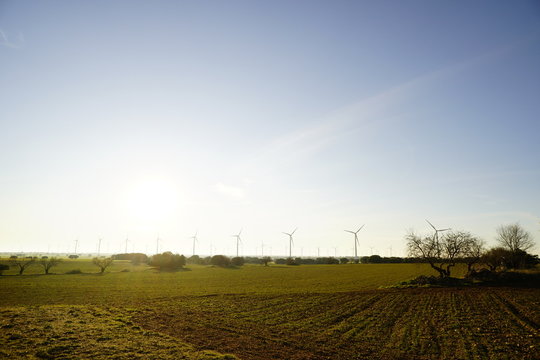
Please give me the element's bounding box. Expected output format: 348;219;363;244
496;223;534;252
407;230;482;278
9;258;36;275
92;257;114;274
38;257;62;274
463;238;485;275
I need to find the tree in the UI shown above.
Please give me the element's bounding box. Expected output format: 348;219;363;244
38;257;62;274
9;258;36;275
261;256;272;266
92;257;114;274
231;257;245;266
210;255;231;267
148;252;186;271
496;223;534;252
463;238;485;276
481;247;508;271
187;255;201;265
0;264;9;275
406;230;481;278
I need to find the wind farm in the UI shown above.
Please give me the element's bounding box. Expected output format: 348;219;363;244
1;1;539;360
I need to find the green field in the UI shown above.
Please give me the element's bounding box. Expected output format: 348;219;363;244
1;260;538;359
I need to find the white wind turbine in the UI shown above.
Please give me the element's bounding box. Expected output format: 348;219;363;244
344;224;364;260
282;228;297;258
232;229;242;257
190;231;198;256
426;219;451;241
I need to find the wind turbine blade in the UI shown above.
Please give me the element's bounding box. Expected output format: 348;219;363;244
357;224;365;233
426;219;437;231
239;228;243;236
439;228;451;232
291;227;297;235
344;230;355;234
283;232;291;236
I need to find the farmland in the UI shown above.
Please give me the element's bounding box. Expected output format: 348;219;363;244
1;260;539;359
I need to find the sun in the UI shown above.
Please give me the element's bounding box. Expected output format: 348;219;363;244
124;178;180;224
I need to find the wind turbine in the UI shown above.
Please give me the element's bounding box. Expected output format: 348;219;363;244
97;238;102;256
425;219;451;241
74;239;79;255
190;231;198;256
124;236;129;254
344;224;364;260
282;228;297;258
231;229;242;257
156;234;161;254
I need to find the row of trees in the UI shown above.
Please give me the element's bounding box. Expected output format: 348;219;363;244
0;256;116;275
407;223;537;278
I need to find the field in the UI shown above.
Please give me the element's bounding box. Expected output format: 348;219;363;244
1;260;539;359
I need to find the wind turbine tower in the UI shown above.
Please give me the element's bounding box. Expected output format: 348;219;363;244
156;235;161;254
282;228;297;258
190;231;198;256
344;224;364;260
232;229;242;257
74;239;79;255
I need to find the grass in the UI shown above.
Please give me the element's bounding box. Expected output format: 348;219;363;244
0;259;538;359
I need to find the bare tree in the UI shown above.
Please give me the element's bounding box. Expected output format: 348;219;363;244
92;257;114;274
496;223;534;252
38;257;62;274
407;230;481;278
463;238;485;276
9;258;36;275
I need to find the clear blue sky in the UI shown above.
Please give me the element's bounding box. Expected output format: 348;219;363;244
1;0;539;256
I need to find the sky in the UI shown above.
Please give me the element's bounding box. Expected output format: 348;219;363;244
1;0;539;257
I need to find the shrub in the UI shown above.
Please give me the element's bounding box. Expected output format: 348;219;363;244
148;252;186;271
187;255;201;265
65;269;83;274
231;257;245;266
286;258;299;266
0;264;9;275
210;255;231;267
482;247;539;270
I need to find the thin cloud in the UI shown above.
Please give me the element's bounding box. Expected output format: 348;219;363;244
255;35;536;167
0;29;23;48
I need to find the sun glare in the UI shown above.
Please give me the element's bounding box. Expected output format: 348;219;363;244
124;178;180;224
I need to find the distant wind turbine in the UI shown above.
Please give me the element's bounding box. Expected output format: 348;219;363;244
425;219;451;241
282;228;297;258
156;235;161;254
232;229;242;257
97;238;102;256
190;231;198;256
74;239;79;255
344;224;364;259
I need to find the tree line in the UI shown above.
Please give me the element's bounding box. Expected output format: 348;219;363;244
407;223;537;278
